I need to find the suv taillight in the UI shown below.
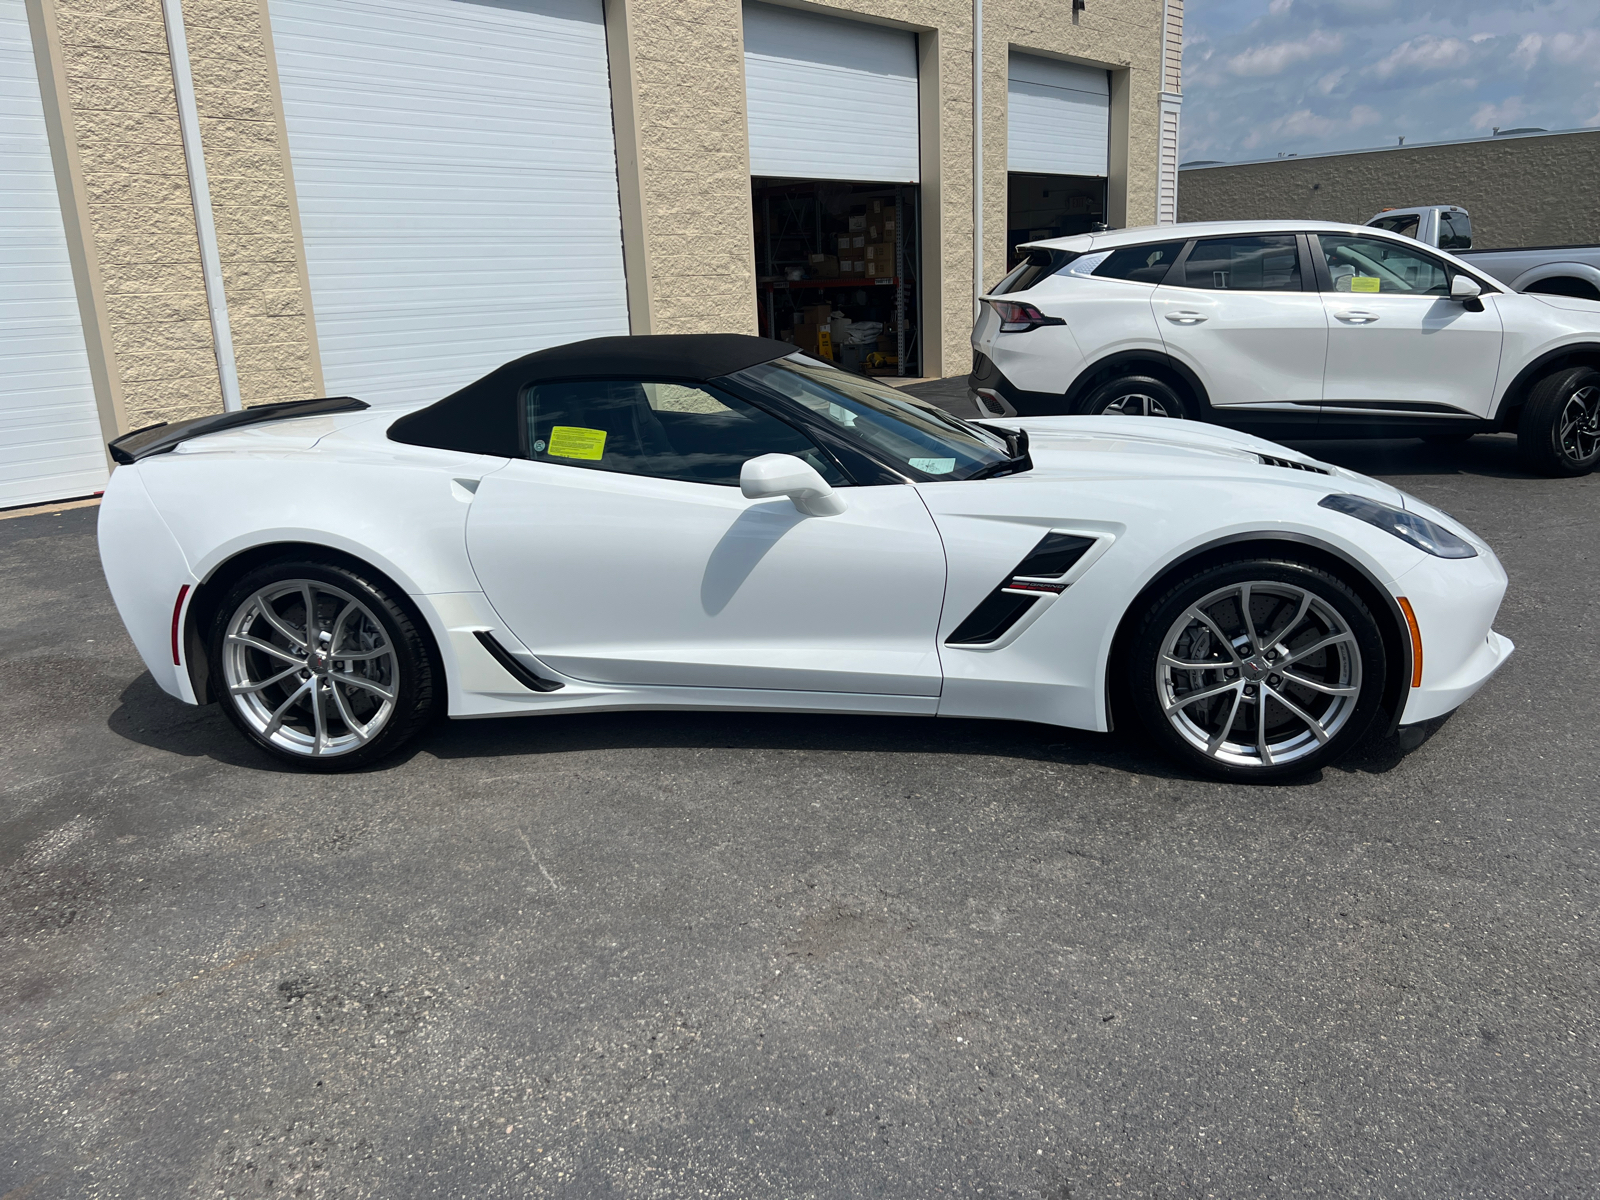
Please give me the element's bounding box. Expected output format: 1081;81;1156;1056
988;300;1064;333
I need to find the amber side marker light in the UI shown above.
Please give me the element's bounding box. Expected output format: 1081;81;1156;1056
1397;596;1423;687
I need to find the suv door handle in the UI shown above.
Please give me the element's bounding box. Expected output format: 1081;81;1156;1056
1334;310;1380;324
1164;311;1207;325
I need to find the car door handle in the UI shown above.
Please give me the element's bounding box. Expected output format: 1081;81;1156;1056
1334;310;1380;324
1164;311;1207;325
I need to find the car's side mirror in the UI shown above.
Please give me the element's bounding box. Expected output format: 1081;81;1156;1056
740;453;847;517
1451;274;1485;311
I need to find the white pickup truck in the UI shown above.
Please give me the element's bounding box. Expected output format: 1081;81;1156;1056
1367;205;1600;301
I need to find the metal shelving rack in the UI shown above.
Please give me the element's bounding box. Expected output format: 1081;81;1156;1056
752;180;919;377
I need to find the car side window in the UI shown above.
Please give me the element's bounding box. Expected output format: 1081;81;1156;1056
1091;240;1186;284
1316;234;1451;296
523;379;846;487
1172;235;1302;291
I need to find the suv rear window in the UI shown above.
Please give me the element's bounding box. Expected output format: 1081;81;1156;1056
992;248;1080;294
1092;241;1186;284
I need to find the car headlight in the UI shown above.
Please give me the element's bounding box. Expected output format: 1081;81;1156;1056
1319;494;1477;559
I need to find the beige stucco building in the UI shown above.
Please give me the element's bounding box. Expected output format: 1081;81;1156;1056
5;0;1181;507
1178;128;1600;251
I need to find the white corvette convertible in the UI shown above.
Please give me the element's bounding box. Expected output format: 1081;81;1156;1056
99;335;1512;780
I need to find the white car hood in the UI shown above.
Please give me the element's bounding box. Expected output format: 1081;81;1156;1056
1002;416;1404;504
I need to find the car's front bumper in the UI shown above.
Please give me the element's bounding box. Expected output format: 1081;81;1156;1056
1395;547;1513;726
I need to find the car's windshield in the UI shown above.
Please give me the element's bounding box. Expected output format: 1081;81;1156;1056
735;354;1014;481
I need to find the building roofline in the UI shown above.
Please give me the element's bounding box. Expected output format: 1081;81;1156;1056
1179;125;1598;171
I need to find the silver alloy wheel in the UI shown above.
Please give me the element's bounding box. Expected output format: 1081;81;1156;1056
221;579;399;758
1102;393;1173;417
1558;384;1600;464
1156;581;1363;768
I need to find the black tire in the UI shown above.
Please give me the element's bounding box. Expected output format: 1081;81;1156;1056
1517;365;1600;477
1125;558;1388;783
209;557;438;771
1078;374;1188;419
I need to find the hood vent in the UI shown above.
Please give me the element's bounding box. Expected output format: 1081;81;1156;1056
1259;454;1330;475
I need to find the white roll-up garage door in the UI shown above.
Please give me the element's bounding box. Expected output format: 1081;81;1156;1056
743;2;919;184
0;1;107;508
268;0;630;406
1007;53;1109;177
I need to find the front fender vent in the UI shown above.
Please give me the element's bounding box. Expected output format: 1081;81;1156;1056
1259;454;1331;475
946;532;1096;646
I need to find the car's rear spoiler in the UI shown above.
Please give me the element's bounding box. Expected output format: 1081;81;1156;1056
107;396;369;464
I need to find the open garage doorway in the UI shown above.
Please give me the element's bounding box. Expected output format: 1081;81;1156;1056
753;178;921;378
1006;173;1107;269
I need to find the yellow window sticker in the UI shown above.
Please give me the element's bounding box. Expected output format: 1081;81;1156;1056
1350;276;1381;293
546;426;607;461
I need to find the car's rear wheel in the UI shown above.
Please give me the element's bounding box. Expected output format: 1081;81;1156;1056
210;558;438;770
1517;365;1600;477
1079;374;1187;419
1126;559;1387;782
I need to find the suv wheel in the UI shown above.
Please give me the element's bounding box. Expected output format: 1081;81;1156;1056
1079;374;1187;419
210;558;439;770
1518;365;1600;477
1125;559;1387;782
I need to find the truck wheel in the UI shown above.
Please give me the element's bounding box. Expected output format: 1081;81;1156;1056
1079;374;1187;419
1518;366;1600;477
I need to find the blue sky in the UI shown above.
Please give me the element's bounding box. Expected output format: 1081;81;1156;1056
1180;0;1600;162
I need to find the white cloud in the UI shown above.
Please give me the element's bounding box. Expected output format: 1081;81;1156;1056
1546;30;1600;64
1373;35;1474;78
1470;96;1530;130
1226;30;1344;77
1511;33;1544;69
1315;68;1347;95
1241;104;1382;149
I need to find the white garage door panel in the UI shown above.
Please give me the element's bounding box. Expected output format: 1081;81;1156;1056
0;0;107;508
1007;52;1109;178
744;2;919;184
269;0;630;406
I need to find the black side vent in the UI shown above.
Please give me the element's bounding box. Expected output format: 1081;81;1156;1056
1015;532;1096;577
1259;454;1331;475
947;592;1040;645
473;631;565;692
946;532;1097;646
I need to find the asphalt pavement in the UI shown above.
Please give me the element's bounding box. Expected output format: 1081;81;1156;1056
3;430;1596;1199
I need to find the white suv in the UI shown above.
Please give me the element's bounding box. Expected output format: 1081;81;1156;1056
969;220;1600;476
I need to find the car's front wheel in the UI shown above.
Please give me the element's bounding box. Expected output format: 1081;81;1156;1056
1079;374;1187;419
1125;559;1388;782
210;558;438;770
1518;365;1600;477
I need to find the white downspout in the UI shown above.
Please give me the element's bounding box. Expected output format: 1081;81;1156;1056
972;0;983;313
161;0;242;413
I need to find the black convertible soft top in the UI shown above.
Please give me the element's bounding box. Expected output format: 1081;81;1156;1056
388;334;797;458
